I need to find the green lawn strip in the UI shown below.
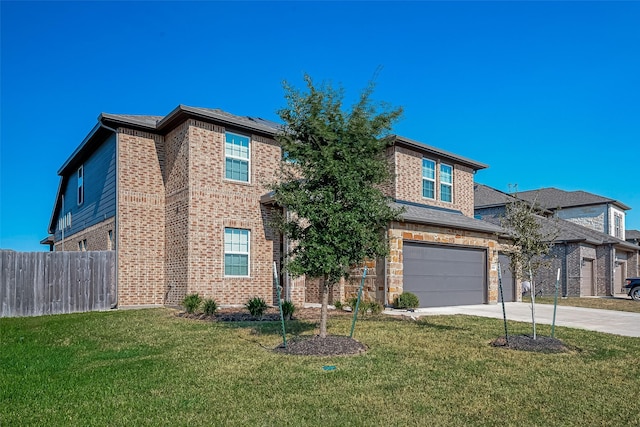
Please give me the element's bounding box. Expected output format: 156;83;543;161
523;296;640;313
1;309;639;426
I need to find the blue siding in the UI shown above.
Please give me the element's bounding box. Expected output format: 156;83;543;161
55;134;116;240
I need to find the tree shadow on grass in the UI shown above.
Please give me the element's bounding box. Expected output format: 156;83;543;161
383;314;468;332
220;317;318;337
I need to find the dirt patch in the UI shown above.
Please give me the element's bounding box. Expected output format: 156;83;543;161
274;335;367;356
491;335;574;353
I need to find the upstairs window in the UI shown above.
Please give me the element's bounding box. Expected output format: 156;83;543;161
440;164;453;203
614;213;622;238
224;228;250;276
225;132;250;182
77;165;84;205
422;158;435;199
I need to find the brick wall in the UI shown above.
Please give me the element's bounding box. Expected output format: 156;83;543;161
393;146;476;217
596;245;613;296
164;121;190;305
184;121;282;306
54;217;115;252
117;129;166;306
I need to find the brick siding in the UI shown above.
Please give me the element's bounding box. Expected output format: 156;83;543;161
393;146;476;217
54;217;115;252
117;129;166;306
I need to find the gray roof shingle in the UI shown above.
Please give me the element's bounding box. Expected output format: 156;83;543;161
516;187;630;211
474;183;516;208
393;200;505;234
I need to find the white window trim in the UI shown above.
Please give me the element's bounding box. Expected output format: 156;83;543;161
77;165;84;205
440;163;453;203
224;131;251;183
224;228;250;277
422;158;436;200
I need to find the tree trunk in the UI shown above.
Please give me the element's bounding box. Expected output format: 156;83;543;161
319;276;331;338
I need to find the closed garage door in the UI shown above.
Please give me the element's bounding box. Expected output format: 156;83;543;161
498;254;515;302
403;243;486;308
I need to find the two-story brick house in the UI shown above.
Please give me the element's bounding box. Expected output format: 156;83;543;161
45;105;508;309
474;183;639;296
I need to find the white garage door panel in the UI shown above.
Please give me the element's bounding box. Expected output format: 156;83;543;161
403;243;486;308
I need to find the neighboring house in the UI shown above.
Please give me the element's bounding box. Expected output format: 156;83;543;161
516;187;630;240
474;184;640;297
626;229;640;246
43;105;508;309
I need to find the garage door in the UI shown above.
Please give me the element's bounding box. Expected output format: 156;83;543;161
403;243;486;308
580;259;594;296
498;254;515;302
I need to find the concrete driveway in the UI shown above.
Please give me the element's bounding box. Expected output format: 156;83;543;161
384;302;640;338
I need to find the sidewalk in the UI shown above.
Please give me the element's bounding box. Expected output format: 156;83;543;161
384;302;640;338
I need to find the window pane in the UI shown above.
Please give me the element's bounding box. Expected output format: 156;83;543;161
440;164;452;184
423;180;435;199
422;159;435;179
225;133;250;159
441;184;452;202
224;254;248;276
225;158;249;182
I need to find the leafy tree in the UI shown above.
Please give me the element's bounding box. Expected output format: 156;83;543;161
501;192;558;339
272;75;403;338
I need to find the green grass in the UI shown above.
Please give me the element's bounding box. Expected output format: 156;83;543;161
523;295;640;313
2;309;639;426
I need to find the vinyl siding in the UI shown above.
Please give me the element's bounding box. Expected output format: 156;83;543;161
55;133;116;241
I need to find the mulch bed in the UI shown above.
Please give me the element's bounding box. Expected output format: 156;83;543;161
491;335;574;353
274;335;367;356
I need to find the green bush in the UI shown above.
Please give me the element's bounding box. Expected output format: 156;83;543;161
245;297;268;319
203;299;218;316
281;300;296;320
333;300;343;310
183;293;203;314
393;292;420;310
348;297;359;310
366;301;384;315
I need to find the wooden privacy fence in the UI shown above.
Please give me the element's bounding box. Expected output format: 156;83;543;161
0;250;116;318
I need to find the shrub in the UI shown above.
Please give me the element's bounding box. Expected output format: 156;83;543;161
333;300;343;310
393;292;420;310
366;301;384;315
183;293;203;314
245;297;268;319
348;297;359;310
281;301;296;320
203;299;218;316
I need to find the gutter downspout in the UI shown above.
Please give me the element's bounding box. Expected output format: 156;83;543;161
100;122;119;309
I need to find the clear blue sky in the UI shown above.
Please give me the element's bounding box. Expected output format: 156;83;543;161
1;1;639;251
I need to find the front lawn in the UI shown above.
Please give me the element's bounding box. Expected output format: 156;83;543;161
2;309;639;426
523;295;640;313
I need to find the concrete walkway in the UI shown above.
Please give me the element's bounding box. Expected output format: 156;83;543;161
384;302;640;338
